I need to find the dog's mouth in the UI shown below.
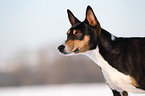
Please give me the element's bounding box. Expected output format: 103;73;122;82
73;48;79;53
63;48;79;55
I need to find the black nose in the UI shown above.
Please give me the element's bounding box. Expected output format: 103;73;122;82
58;45;65;53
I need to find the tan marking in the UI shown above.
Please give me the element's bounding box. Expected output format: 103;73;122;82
65;40;74;51
65;35;90;53
130;77;139;87
74;35;90;53
67;30;71;35
73;30;77;35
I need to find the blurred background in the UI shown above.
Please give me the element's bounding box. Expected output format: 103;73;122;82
0;0;145;96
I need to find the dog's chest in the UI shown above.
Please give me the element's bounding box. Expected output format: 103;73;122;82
84;48;145;93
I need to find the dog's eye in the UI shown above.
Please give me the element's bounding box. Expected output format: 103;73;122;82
75;31;82;36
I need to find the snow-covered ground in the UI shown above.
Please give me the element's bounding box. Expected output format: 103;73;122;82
0;83;144;96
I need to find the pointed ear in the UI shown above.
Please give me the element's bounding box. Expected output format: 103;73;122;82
67;9;80;26
86;6;101;37
86;6;98;27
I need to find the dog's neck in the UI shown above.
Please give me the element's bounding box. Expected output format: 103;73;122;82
98;29;114;50
84;47;105;67
84;28;116;68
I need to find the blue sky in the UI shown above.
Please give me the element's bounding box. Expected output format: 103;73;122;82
0;0;145;60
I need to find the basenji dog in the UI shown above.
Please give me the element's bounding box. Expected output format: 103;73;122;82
58;6;145;96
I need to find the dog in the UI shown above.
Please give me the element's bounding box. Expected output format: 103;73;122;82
58;6;145;96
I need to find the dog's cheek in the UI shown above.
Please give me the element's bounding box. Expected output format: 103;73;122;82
80;36;90;48
65;40;75;52
75;41;89;53
72;40;79;50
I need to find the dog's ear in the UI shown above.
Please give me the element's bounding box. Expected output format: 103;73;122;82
86;6;98;27
86;6;101;37
67;9;80;26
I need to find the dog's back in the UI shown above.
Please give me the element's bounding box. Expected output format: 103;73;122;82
99;29;145;90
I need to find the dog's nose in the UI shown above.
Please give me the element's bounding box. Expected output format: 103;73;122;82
58;45;65;53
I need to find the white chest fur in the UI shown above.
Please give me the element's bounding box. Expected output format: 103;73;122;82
84;47;145;93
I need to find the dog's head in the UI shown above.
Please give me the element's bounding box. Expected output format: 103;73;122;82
58;6;101;55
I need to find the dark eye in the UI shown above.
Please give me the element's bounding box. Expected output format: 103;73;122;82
75;31;82;36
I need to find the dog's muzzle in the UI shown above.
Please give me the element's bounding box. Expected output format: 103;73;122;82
58;44;79;54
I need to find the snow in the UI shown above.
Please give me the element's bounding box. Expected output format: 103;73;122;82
0;83;144;96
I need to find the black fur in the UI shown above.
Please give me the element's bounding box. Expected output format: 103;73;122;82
112;90;122;96
112;90;128;96
98;29;145;90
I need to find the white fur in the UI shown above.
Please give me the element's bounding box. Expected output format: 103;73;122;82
111;35;116;41
83;47;145;93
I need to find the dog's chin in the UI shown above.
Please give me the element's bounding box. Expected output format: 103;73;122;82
61;48;79;56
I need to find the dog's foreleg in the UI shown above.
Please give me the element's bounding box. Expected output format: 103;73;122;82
112;90;128;96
